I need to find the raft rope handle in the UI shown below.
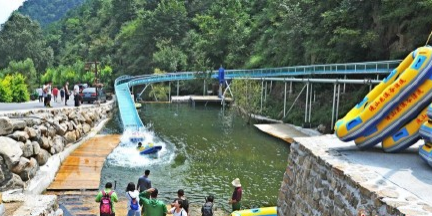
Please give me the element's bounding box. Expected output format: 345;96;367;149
425;29;432;46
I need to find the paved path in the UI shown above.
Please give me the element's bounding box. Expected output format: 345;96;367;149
0;95;94;112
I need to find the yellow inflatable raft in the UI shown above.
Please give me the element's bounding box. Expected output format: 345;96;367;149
230;207;277;216
354;74;432;149
336;46;432;142
381;108;428;152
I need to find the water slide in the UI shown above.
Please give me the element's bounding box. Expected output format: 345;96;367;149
335;46;432;167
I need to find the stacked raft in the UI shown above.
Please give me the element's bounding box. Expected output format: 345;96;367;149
335;46;432;168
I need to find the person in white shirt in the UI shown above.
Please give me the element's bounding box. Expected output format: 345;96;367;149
37;88;43;102
126;182;141;216
170;198;187;216
73;83;79;95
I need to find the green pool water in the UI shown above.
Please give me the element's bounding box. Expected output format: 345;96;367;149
100;103;289;212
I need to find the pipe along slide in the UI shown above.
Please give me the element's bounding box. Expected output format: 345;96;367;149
334;46;432;167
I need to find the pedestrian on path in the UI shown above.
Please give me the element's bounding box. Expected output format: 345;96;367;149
126;182;141;216
64;82;70;106
53;87;58;102
96;182;118;216
170;198;187;216
37;88;43;102
137;170;151;194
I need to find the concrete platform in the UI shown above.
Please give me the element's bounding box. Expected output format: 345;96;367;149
294;135;432;215
254;124;309;143
171;95;233;103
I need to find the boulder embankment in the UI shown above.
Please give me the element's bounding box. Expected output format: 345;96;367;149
0;101;114;193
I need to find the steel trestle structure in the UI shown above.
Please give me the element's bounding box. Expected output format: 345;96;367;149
115;60;400;131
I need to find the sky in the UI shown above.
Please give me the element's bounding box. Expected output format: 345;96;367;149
0;0;27;25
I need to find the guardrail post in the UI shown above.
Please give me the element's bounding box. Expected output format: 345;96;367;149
289;81;293;94
203;80;206;96
264;80;268;102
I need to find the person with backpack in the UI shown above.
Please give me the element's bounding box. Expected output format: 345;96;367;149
201;195;214;216
126;182;141;216
95;182;119;216
171;189;189;215
170;198;187;216
139;188;167;216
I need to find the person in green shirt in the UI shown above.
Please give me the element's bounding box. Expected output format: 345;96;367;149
95;182;119;216
139;188;167;216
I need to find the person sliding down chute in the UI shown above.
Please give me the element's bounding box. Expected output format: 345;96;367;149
335;46;432;142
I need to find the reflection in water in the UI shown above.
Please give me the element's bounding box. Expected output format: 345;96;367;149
100;104;289;212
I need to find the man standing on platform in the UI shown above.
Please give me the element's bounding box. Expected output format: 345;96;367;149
137;170;152;194
218;65;225;98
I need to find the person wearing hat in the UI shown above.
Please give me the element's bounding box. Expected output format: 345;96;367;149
229;178;242;211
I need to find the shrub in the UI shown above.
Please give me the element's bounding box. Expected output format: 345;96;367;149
11;73;30;102
0;75;13;102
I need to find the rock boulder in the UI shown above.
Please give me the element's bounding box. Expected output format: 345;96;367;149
22;141;33;158
0;173;24;192
0;118;13;136
39;136;50;150
19;157;38;181
11;157;30;175
64;131;77;144
35;149;50;166
0;137;23;168
24;127;37;139
32;141;40;156
10;119;26;131
8;131;29;142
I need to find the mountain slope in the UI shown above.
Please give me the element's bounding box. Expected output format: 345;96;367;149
18;0;85;27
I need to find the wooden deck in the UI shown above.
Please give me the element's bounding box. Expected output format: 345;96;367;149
255;124;308;143
47;135;121;190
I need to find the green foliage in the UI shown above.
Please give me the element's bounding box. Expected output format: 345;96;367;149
18;0;85;27
0;76;13;102
153;40;187;72
0;74;30;102
148;69;170;101
1;59;38;90
231;79;262;122
10;74;30;102
0;13;53;72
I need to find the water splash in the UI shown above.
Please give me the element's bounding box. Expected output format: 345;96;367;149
106;128;175;168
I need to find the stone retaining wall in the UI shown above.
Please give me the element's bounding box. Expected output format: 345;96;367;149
0;101;114;192
278;136;432;216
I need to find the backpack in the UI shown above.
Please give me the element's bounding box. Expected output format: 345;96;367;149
100;190;114;215
202;202;213;216
128;192;139;211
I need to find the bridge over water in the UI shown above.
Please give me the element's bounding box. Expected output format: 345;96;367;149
114;60;400;131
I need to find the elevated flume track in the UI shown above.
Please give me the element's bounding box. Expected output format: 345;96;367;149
114;60;400;131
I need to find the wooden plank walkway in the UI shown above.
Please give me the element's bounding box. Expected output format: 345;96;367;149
171;95;233;103
255;124;308;143
47;134;121;190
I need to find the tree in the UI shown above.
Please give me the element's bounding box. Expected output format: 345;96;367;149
1;59;38;89
0;13;53;72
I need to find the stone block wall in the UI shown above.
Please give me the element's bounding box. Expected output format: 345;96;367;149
0;101;114;192
278;137;432;216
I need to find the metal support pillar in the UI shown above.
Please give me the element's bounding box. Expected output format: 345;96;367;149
203;80;206;96
331;83;337;131
289;81;293;94
150;84;158;101
269;80;273;95
308;83;312;123
283;81;287;118
343;74;346;93
260;80;264;112
264;81;268;101
169;82;171;102
138;85;149;99
305;82;309;123
177;80;179;96
336;83;341;121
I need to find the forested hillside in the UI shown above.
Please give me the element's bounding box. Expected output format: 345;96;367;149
1;0;432;126
18;0;85;27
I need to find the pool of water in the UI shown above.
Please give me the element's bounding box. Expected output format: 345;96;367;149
100;103;289;212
